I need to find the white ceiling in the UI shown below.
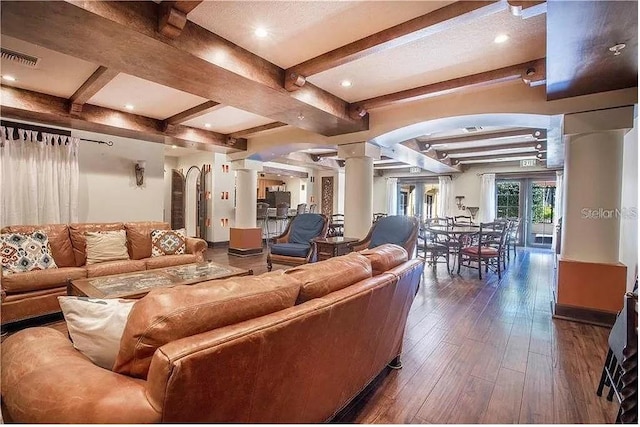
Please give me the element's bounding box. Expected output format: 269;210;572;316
427;135;538;150
182;105;276;134
88;73;208;120
0;35;98;98
447;146;538;158
308;10;547;102
189;1;453;69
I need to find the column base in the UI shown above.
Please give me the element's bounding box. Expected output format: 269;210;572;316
228;228;263;257
554;256;626;326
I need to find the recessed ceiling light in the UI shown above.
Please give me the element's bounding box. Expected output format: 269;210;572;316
2;75;16;82
124;104;134;110
204;123;212;128
341;80;352;88
254;27;268;38
494;34;509;44
171;145;177;149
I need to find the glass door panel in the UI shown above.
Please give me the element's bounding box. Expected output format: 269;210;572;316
527;180;556;247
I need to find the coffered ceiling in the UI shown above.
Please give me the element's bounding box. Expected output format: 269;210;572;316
0;0;636;174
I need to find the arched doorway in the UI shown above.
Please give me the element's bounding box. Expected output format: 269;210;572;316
185;166;201;237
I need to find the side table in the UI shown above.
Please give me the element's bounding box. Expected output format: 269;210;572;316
313;236;359;261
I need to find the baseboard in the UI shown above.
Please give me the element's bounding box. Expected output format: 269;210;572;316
207;241;229;248
552;300;616;327
228;247;263;257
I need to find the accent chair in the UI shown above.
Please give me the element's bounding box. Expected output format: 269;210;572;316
350;215;419;257
267;213;329;271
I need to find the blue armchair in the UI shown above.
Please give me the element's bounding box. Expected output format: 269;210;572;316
350;215;419;257
267;213;329;271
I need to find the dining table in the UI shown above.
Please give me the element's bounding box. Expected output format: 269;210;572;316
425;224;480;266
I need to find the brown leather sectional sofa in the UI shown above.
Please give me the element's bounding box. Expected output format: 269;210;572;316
1;244;424;423
0;221;207;325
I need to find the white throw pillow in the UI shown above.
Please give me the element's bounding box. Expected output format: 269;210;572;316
85;230;130;265
58;296;136;370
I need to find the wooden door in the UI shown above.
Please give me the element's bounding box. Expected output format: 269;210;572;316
171;170;185;229
321;176;334;217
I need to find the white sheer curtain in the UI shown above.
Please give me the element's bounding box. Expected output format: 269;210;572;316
480;173;496;223
551;170;564;252
437;176;452;218
386;177;398;215
0;126;79;227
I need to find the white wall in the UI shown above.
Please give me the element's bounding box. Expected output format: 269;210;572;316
212;153;235;243
619;110;638;290
163;156;178;223
373;176;387;213
73;129;165;223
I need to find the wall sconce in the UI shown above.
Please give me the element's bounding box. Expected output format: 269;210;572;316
455;195;465;210
135;160;146;186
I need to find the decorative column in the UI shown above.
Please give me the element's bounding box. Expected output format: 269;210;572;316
386;177;398;215
555;106;634;324
229;159;263;257
414;182;424;220
338;142;381;239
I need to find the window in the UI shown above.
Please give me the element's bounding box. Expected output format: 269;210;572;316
496;181;520;219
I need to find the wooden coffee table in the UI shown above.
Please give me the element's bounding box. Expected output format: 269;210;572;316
68;261;252;299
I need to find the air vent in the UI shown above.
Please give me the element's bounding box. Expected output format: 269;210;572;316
463;126;483;133
1;48;40;68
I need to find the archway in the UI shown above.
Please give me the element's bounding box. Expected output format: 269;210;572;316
185;166;201;237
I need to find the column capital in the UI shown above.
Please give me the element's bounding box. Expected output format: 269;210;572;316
563;105;635;135
337;141;381;160
230;159;263;171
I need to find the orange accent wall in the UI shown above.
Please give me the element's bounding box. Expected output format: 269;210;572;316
556;257;627;313
229;228;262;250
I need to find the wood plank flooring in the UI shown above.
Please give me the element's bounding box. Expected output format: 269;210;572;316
26;246;618;424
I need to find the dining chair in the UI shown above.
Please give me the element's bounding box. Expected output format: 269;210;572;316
296;203;307;215
418;219;451;273
596;292;638;424
454;215;473;225
457;221;507;279
372;213;387;223
308;203;317;213
506;217;521;260
256;202;271;241
328;213;344;237
275;203;290;234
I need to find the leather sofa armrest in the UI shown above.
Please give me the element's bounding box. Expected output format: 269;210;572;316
1;328;161;424
186;237;207;261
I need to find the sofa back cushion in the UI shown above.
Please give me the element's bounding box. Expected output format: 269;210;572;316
113;270;302;379
69;223;125;267
125;221;170;260
285;252;372;304
1;224;75;267
359;244;408;276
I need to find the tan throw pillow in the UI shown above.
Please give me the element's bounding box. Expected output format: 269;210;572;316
150;228;186;257
85;230;130;265
1;231;58;275
58;296;136;370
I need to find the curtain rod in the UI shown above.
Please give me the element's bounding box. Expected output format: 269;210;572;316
0;120;113;146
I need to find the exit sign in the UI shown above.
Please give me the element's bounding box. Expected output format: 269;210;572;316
409;167;421;173
520;159;537;167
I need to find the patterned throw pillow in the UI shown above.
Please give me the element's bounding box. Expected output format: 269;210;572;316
1;231;58;275
151;229;186;257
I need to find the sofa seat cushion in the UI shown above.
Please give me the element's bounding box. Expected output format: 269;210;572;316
271;243;310;258
2;267;86;294
1;224;75;267
359;244;408;276
113;270;302;379
144;254;197;270
285;252;372;304
125;222;170;260
86;259;146;278
69;223;125;267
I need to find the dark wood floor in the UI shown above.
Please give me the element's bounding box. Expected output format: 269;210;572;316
27;246;618;424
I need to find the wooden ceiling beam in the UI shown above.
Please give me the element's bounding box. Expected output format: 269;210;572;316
158;1;204;39
353;58;546;111
437;141;545;157
284;0;505;87
229;122;288;138
68;66;119;114
418;128;546;149
0;1;365;137
1;86;246;151
452;152;546;163
164;101;223;129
